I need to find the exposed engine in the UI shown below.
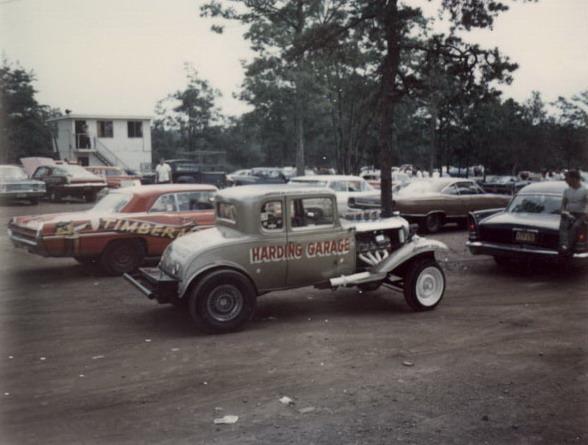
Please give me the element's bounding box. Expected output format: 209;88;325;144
356;229;401;267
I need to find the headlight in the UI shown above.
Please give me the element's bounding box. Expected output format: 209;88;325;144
0;185;6;192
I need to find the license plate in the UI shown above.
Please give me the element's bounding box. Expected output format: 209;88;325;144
515;231;536;243
16;193;27;198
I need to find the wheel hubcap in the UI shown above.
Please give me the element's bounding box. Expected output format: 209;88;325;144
415;267;444;306
207;285;243;322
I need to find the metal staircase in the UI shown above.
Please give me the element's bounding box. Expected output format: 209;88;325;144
93;138;132;171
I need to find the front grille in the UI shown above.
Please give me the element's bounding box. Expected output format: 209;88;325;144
9;225;37;242
6;184;35;192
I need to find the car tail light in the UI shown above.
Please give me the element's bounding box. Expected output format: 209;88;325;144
468;215;478;239
576;226;588;250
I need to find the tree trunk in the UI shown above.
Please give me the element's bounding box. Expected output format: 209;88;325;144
295;89;305;176
378;0;401;218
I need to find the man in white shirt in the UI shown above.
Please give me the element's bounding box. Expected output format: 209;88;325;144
155;158;172;184
559;169;587;255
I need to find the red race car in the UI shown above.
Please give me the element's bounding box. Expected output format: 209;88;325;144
85;166;142;189
8;184;217;275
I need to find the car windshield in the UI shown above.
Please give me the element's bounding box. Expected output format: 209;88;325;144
91;192;132;213
507;194;561;214
0;166;28;180
290;179;328;187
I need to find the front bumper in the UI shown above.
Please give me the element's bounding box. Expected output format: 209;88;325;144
0;191;45;199
123;267;179;304
467;240;588;261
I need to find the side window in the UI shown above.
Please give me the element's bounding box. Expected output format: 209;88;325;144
260;200;283;231
33;167;50;179
457;182;479;195
346;181;363;192
443;184;459;195
217;202;237;222
290;197;334;229
176;191;215;211
149;193;177;213
329;181;347;192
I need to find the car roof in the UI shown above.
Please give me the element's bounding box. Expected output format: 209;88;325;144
119;184;218;197
290;175;363;181
217;184;335;202
518;181;567;195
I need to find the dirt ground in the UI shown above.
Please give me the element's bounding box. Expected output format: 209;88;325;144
1;201;587;444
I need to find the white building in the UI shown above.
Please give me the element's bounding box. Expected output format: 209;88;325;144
48;114;152;173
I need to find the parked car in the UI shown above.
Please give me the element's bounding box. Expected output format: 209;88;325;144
466;181;588;265
0;165;46;204
349;178;512;233
360;170;412;191
31;164;107;202
226;169;252;182
85;166;141;189
8;184;217;275
480;175;530;195
289;175;379;215
164;159;226;188
124;185;448;333
227;167;288;186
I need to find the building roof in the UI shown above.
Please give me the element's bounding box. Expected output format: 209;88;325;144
47;114;152;122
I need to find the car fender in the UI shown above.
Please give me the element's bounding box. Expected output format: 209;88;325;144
179;260;255;299
373;236;448;274
469;207;505;223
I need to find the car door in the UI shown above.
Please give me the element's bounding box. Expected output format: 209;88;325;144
286;196;354;287
250;198;288;289
439;183;467;217
456;181;492;213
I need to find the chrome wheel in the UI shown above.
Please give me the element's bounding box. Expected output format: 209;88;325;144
415;266;445;307
206;285;244;322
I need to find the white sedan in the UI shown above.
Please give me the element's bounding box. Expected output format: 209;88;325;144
289;175;379;215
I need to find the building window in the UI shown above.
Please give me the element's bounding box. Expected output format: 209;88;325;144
127;121;143;138
97;120;113;138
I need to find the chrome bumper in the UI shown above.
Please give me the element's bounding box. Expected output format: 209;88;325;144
467;241;588;260
124;268;179;304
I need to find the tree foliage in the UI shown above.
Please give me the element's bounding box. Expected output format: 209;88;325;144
0;60;57;163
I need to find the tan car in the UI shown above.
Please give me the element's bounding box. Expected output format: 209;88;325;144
350;178;511;233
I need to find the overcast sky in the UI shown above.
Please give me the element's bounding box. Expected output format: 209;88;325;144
1;0;587;118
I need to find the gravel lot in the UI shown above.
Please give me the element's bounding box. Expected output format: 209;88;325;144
1;201;587;444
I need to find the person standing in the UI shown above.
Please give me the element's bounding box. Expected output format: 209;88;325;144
559;170;588;255
155;158;172;184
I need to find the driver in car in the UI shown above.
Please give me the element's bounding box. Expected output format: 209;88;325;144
559;169;588;255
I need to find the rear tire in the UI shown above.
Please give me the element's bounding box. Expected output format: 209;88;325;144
99;239;145;275
403;258;445;311
189;270;257;334
421;213;443;233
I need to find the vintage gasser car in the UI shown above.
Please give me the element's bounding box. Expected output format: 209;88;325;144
125;185;449;334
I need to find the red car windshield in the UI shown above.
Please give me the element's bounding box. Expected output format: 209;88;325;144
91;192;133;213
